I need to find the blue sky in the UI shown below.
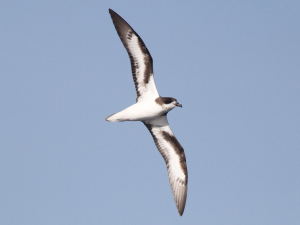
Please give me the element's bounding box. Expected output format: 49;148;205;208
1;1;299;224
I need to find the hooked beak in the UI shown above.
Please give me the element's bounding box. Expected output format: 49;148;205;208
176;102;182;108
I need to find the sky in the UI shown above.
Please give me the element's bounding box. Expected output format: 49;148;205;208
1;1;299;224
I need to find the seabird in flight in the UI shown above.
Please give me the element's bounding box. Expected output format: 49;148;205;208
106;9;188;216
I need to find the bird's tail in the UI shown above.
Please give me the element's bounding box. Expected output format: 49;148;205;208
105;111;128;122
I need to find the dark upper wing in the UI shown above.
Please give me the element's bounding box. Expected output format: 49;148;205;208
109;9;159;102
143;116;188;216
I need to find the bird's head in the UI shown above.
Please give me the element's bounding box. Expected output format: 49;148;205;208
155;97;182;111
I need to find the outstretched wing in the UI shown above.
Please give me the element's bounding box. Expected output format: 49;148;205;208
109;9;159;102
143;116;188;216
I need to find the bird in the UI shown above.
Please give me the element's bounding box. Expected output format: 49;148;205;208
106;9;188;216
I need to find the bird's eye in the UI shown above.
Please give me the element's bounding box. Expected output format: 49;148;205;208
166;99;173;104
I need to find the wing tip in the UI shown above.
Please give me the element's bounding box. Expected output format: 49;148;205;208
176;194;187;216
172;180;187;216
178;209;184;216
108;9;119;19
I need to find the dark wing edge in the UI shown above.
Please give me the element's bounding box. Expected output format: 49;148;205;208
143;117;188;216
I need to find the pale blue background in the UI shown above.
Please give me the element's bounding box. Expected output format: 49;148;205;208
1;1;299;224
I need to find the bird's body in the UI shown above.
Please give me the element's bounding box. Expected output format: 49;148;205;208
106;9;188;216
106;96;179;122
